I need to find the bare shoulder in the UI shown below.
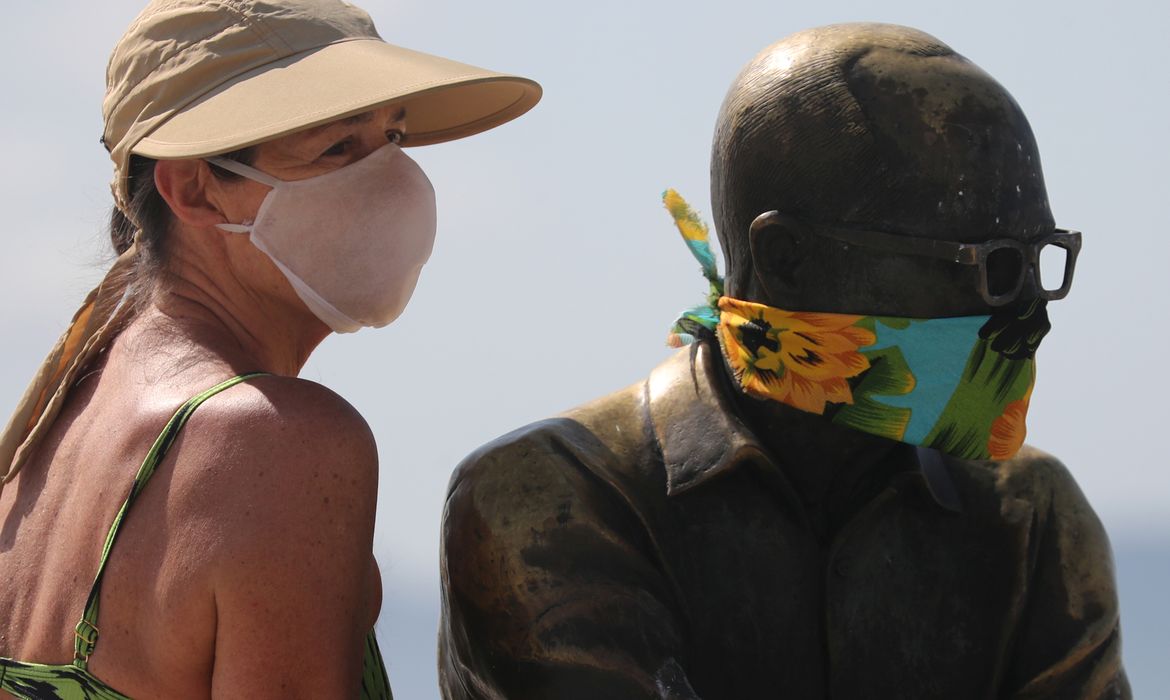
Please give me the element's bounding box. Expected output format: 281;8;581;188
181;373;377;474
166;374;379;551
194;373;375;449
158;375;381;694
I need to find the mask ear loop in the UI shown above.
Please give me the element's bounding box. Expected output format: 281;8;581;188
216;223;253;234
0;236;141;494
205;156;283;188
206;157;283;234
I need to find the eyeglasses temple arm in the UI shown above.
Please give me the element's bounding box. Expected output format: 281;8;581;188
814;226;975;264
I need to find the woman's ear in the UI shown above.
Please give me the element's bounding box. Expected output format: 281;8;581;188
748;211;805;304
154;159;227;228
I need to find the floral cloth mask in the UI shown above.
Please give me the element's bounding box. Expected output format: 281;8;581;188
661;189;1048;461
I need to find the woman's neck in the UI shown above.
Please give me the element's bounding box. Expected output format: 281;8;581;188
146;239;331;377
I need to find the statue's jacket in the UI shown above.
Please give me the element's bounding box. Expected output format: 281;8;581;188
438;341;1129;699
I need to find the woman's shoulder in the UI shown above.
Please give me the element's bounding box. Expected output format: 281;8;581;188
155;374;382;680
166;373;380;537
185;373;377;464
207;372;370;425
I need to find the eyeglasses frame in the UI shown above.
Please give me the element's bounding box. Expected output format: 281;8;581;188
749;211;1082;307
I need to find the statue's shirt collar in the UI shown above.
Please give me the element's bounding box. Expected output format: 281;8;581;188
647;341;962;513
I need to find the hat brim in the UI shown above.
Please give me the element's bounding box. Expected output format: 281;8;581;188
132;38;541;159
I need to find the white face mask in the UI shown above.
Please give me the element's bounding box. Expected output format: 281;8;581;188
209;143;437;333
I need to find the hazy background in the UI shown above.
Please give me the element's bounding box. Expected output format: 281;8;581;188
2;0;1166;696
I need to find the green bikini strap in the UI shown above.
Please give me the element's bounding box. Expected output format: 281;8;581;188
73;372;269;669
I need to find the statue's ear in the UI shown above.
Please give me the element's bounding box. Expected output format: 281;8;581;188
748;211;806;303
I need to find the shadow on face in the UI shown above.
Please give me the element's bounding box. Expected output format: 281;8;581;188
711;23;1057;317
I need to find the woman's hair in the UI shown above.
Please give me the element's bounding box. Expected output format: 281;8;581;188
108;148;255;306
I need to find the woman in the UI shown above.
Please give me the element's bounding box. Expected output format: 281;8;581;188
0;0;539;697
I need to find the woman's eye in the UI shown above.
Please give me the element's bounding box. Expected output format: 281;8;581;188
321;138;352;157
386;130;404;145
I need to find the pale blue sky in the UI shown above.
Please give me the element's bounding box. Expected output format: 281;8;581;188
2;0;1167;696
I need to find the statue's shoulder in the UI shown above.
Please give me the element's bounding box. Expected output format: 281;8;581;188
446;375;654;500
951;444;1102;528
996;445;1087;502
445;344;732;504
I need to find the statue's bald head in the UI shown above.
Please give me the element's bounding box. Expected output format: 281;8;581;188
711;23;1053;316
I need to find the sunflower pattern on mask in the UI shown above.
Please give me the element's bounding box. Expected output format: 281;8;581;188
716;298;875;414
661;189;1048;461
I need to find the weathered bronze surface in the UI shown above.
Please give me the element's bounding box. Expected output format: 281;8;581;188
438;23;1127;699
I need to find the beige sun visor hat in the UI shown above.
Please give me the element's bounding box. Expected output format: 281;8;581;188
103;0;542;210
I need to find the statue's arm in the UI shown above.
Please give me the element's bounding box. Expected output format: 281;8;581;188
1001;452;1130;699
437;423;701;700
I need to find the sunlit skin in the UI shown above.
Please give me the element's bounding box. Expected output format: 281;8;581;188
0;106;408;699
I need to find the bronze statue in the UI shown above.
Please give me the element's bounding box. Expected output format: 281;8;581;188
438;23;1127;699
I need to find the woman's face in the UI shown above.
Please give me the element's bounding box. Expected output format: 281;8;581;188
215;105;408;225
155;104;414;333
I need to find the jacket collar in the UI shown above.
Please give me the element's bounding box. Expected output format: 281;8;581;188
646;341;962;513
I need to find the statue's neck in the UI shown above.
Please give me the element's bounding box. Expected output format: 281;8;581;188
712;349;905;535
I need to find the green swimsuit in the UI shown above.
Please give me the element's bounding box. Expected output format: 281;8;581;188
0;374;392;699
